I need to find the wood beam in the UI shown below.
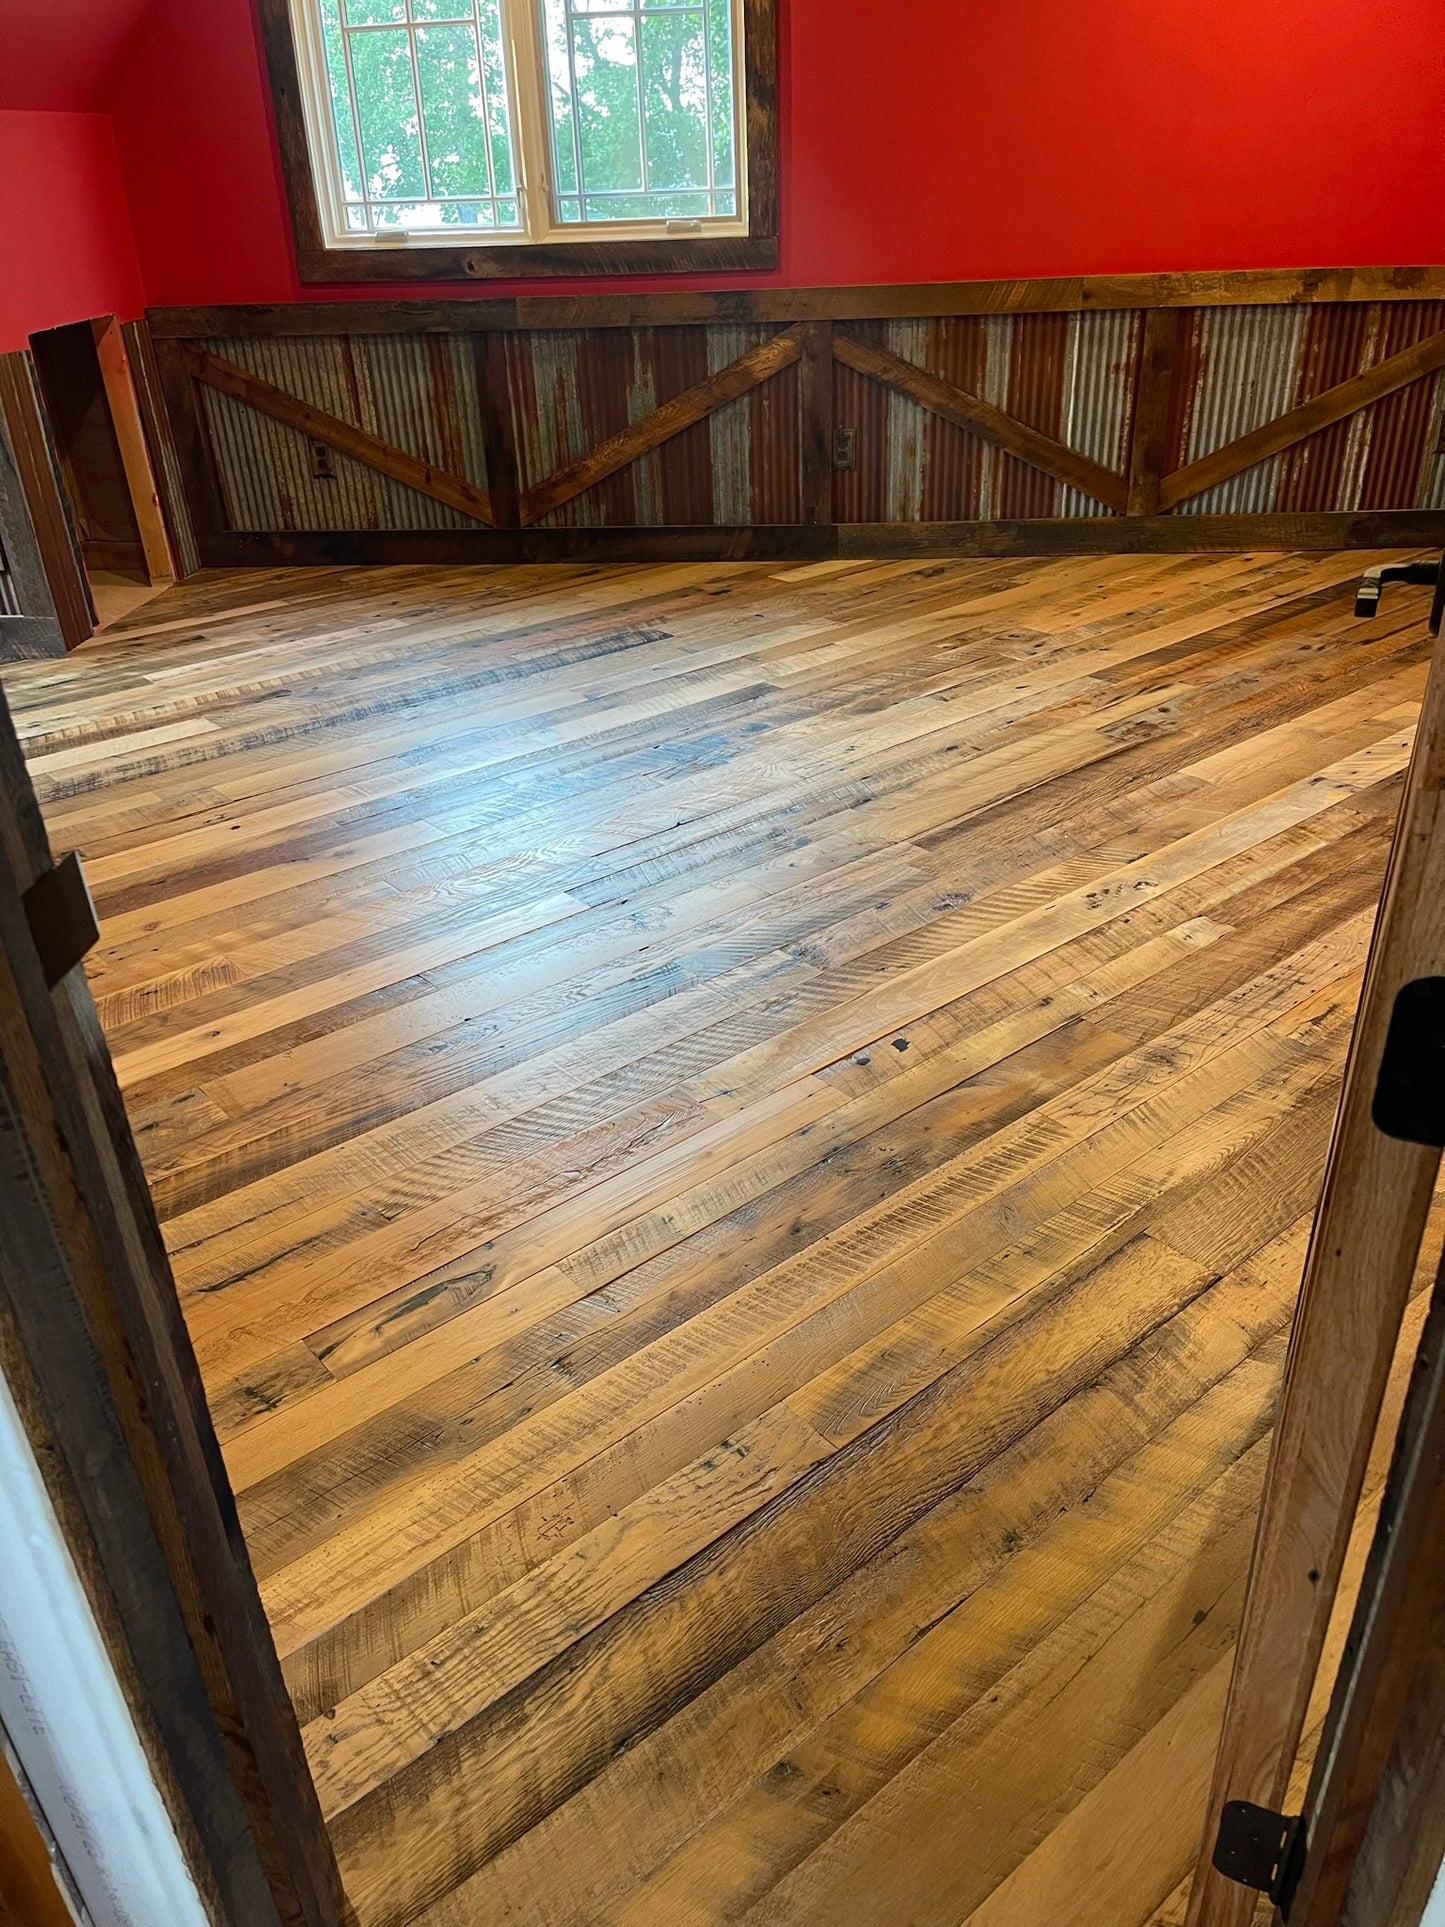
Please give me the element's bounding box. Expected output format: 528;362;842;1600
121;321;202;579
92;316;176;586
146;265;1445;340
1160;326;1445;510
518;327;805;527
473;332;520;530
1126;309;1189;517
176;342;495;527
797;320;835;527
832;331;1129;513
193;507;1445;569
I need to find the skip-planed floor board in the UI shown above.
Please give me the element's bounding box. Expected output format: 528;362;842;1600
2;549;1437;1926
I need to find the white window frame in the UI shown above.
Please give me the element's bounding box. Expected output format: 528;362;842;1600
285;0;751;252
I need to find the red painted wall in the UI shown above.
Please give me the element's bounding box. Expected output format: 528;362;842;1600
0;110;146;350
105;0;1445;309
7;0;1444;326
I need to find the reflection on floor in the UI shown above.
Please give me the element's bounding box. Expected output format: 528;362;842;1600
3;551;1436;1926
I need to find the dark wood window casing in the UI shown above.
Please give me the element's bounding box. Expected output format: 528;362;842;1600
255;0;779;283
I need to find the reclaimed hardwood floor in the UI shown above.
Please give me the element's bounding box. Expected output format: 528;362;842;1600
2;549;1436;1927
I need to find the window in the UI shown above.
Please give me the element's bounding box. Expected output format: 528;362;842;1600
267;0;777;277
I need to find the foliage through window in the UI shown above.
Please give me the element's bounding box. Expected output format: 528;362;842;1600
291;0;747;246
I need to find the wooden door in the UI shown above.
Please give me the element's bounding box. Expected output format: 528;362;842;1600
0;354;80;660
1188;603;1445;1924
0;674;345;1924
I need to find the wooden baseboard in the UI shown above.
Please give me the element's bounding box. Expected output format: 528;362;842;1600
196;512;1445;570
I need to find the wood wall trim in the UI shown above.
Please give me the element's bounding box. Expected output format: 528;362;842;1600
194;510;1445;569
0;370;66;662
147;265;1445;339
0;356;93;652
122;322;202;580
92;317;176;586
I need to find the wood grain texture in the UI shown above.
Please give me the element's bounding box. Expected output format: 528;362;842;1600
147;266;1445;338
5;545;1436;1926
0;353;93;651
92;316;176;586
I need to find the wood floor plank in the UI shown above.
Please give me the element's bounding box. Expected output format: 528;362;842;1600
4;548;1429;1927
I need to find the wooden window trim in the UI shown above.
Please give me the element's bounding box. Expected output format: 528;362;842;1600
254;0;779;283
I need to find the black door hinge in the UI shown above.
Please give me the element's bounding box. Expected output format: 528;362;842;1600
1373;978;1445;1148
1212;1801;1306;1915
21;851;99;989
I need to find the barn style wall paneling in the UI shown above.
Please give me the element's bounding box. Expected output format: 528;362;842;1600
145;275;1445;565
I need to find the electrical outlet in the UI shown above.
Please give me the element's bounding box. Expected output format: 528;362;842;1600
310;441;336;480
833;426;855;471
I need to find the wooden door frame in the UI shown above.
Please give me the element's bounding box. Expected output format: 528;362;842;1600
0;353;91;657
1190;616;1445;1924
0;676;345;1925
1286;1245;1445;1926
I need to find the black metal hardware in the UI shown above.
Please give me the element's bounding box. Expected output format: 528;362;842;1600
20;851;99;988
1212;1800;1306;1913
1372;977;1445;1147
1355;556;1445;635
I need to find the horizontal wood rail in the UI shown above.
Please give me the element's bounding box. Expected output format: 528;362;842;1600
177;343;495;526
147;264;1445;338
1159;325;1445;509
832;331;1129;512
519;327;805;526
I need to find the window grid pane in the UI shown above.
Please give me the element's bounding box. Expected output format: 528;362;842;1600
323;0;523;232
540;0;737;223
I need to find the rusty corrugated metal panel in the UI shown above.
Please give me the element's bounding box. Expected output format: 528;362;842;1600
1276;304;1375;512
528;325;780;526
1056;309;1140;519
198;334;485;532
646;328;714;524
518;331;588;523
706;325;756;523
1414;371;1445;508
1177;305;1309;516
1355;303;1445;510
996;312;1070;519
919;317;989;521
748;356;800;523
833;320;889;522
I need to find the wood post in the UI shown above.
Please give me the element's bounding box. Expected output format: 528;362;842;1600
1126;309;1188;517
798;320;835;527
